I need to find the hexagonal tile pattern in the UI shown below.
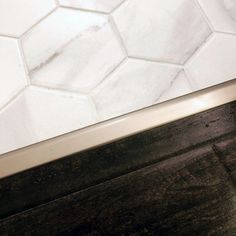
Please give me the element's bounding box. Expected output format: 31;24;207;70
1;0;236;155
59;0;125;13
198;0;236;34
0;86;98;155
112;0;211;64
0;37;27;109
22;8;125;93
0;0;56;37
92;58;182;120
186;33;236;89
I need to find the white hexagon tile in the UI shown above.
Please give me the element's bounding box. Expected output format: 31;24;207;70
112;0;211;64
0;37;27;109
197;0;236;34
0;0;236;154
0;0;56;37
22;8;125;92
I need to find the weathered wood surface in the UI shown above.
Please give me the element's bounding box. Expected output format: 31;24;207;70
0;139;236;236
0;102;235;220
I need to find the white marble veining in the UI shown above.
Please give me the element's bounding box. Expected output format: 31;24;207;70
112;0;211;64
0;37;27;109
22;8;125;93
198;0;236;34
0;0;56;37
59;0;124;13
0;86;97;154
157;71;193;103
92;58;182;119
0;0;235;154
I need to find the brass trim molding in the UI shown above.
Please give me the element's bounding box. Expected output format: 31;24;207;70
0;79;235;179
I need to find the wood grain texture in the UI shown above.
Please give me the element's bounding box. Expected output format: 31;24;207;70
214;137;236;184
0;144;236;236
0;102;235;220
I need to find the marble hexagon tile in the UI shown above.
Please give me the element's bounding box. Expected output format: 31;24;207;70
0;0;56;37
22;8;125;93
112;0;212;64
185;33;236;89
91;58;190;120
0;86;98;155
0;37;27;109
1;0;236;155
59;0;125;13
197;0;236;34
157;71;193;103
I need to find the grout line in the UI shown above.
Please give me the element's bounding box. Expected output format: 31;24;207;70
155;70;183;104
184;68;199;91
194;0;215;32
184;70;196;92
59;5;108;15
20;7;59;39
109;0;128;14
32;84;101;121
0;86;29;114
109;15;128;56
31;84;89;96
128;55;184;68
0;34;19;39
90;57;128;94
214;30;236;37
184;32;215;67
87;94;102;122
17;39;31;85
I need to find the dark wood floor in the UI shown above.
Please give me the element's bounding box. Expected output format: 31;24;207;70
0;102;236;235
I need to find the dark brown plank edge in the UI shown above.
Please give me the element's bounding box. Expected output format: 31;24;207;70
0;138;236;236
0;102;235;219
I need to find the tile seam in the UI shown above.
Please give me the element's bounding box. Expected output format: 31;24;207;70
184;32;215;67
20;6;59;39
109;15;128;56
194;0;215;32
214;30;236;37
17;39;31;86
59;5;108;15
128;56;183;68
110;0;128;14
0;34;18;39
155;69;184;104
31;84;89;97
90;56;128;94
0;86;29;114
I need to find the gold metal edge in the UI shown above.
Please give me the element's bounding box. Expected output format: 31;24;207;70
0;79;235;179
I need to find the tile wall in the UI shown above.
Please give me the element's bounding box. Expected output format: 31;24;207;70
0;0;235;154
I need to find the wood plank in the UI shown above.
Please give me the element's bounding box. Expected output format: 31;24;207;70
1;145;236;235
214;137;236;184
0;102;235;220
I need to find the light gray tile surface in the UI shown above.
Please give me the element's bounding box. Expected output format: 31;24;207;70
92;58;182;120
0;86;97;154
22;8;125;93
185;33;236;89
0;0;235;154
0;0;56;37
198;0;236;34
0;37;27;109
112;0;211;64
